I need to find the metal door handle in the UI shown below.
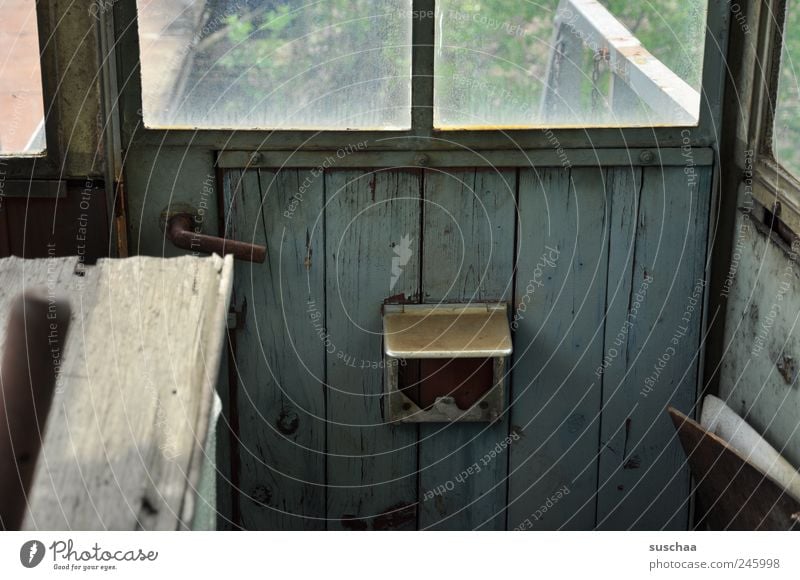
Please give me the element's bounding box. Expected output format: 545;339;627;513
166;213;266;263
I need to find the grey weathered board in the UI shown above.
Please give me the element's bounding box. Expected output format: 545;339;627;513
224;164;712;530
596;166;712;529
507;167;609;531
0;255;232;530
225;169;327;530
325;170;421;530
418;169;516;530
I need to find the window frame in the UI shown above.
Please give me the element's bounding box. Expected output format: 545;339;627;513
751;0;800;236
1;0;61;177
114;0;730;155
0;0;104;181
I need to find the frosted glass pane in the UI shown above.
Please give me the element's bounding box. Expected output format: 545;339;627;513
774;0;800;178
434;0;707;128
137;0;412;130
0;0;45;155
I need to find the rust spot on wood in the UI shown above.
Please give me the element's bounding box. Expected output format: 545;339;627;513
369;175;377;202
373;502;416;530
276;408;299;435
622;417;634;468
340;515;368;530
384;293;407;304
239;296;248;329
434;494;447;517
776;354;797;385
304;230;312;270
252;484;272;507
623;455;641;470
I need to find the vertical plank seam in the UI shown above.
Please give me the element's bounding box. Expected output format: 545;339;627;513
594;167;615;529
254;168;272;528
693;167;713;412
322;168;329;530
256;169;271;265
504;167;522;530
687;166;713;530
594;167;616;529
683;169;703;532
415;167;425;530
226;332;241;528
215;165;227;239
609;167;644;527
221;170;242;528
595;168;645;524
624;168;646;371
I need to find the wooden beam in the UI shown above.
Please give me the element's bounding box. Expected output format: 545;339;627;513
216;148;715;169
555;0;701;125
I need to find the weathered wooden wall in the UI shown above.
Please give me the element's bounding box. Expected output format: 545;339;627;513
224;163;712;530
719;201;800;473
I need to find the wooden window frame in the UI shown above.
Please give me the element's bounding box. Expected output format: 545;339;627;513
0;0;105;181
115;0;730;157
0;0;59;177
751;0;800;237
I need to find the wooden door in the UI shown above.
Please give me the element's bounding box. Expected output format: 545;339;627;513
222;161;712;530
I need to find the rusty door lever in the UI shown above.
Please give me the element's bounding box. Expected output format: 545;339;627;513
166;213;266;263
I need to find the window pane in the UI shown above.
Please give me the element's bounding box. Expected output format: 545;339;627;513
136;0;412;130
434;0;707;128
0;0;45;155
775;0;800;177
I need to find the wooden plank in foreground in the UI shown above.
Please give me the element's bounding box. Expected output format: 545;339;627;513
0;254;233;530
669;408;800;531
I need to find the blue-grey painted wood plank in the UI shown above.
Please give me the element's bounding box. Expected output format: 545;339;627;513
418;169;517;530
214;301;235;530
325;170;421;530
507;167;609;530
228;168;327;529
592;166;642;531
217;169;243;530
596;165;712;530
